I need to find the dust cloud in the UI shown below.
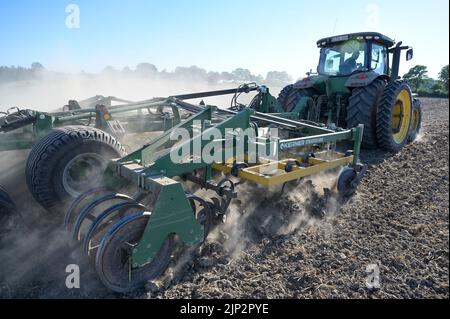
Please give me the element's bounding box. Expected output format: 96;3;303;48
0;70;283;112
210;172;342;260
0;69;336;297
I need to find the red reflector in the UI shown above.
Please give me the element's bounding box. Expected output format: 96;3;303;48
356;75;368;79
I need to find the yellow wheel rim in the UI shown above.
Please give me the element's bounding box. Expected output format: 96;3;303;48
391;89;411;144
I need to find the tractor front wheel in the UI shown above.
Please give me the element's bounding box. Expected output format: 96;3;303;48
376;80;413;152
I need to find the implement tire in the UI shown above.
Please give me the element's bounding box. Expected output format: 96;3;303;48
376;80;413;152
0;185;16;238
26;126;126;212
346;79;386;149
0;185;16;217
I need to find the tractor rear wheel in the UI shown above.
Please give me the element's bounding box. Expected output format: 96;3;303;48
277;85;312;118
376;80;413;152
407;99;423;143
277;85;298;111
26;126;126;212
346;79;386;148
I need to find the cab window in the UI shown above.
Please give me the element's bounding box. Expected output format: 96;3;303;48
371;44;387;74
318;40;367;76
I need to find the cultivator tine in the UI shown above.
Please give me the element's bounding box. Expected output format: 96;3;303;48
186;194;215;238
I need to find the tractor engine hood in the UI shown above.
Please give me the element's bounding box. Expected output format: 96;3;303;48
293;75;328;90
293;72;390;91
345;71;389;88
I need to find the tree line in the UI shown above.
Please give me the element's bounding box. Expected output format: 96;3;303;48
1;62;448;97
0;63;294;88
403;65;449;97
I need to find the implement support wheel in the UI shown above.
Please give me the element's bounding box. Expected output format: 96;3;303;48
95;212;175;293
26;126;125;212
337;167;358;197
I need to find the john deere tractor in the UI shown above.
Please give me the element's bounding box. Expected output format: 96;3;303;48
277;32;422;152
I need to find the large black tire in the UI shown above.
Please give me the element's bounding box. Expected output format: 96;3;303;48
26;126;126;212
277;85;312;118
0;185;12;203
337;167;358;197
0;185;16;238
407;99;423;143
346;79;386;149
277;85;302;112
0;185;16;214
376;80;413;152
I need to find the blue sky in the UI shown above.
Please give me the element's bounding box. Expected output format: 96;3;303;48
0;0;448;79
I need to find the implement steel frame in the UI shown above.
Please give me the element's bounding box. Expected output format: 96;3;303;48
105;89;363;267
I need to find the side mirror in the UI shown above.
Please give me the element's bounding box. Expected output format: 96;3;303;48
406;48;414;61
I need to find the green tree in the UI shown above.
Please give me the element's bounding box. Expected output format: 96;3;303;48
431;82;444;93
438;65;449;92
403;65;428;92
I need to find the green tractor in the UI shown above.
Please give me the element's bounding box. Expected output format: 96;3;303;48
276;32;422;152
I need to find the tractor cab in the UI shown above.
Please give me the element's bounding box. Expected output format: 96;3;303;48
315;32;414;80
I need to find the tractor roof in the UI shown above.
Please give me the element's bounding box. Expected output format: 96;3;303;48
317;32;395;48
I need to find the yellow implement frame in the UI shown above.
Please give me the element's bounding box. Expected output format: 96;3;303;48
212;151;354;187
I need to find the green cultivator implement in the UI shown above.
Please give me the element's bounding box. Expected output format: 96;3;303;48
62;87;365;293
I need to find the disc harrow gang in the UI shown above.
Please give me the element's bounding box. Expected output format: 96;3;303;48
65;186;212;292
57;85;367;293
